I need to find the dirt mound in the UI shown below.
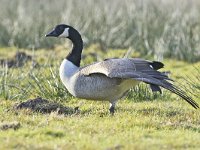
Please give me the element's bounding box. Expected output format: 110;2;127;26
0;121;20;130
0;51;33;68
14;97;77;114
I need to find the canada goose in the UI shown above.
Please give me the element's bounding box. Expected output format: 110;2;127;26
46;24;199;114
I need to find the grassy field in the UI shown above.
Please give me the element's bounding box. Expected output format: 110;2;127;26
0;47;199;149
0;0;200;149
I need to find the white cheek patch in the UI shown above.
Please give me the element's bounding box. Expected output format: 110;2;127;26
149;65;153;69
59;28;69;38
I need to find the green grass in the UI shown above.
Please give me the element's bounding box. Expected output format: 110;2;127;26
0;100;200;149
0;47;200;149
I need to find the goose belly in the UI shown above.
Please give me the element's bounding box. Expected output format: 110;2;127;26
72;74;139;101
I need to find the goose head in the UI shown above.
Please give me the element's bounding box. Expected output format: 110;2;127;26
45;24;82;43
46;24;83;67
46;24;72;38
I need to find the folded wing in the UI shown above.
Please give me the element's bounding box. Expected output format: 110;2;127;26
80;58;199;109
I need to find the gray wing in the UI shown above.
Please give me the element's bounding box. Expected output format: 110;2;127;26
80;58;199;109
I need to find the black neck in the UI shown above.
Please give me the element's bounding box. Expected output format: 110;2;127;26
66;29;83;67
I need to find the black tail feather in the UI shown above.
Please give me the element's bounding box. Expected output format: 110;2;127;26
166;85;199;109
135;77;199;109
149;61;164;70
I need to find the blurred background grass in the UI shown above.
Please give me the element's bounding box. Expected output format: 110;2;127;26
0;0;200;62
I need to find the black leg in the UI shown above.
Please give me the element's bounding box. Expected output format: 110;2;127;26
109;106;115;115
74;106;79;113
109;101;117;115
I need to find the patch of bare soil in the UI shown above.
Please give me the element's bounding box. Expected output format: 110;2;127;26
14;97;77;114
0;51;34;68
0;121;20;130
